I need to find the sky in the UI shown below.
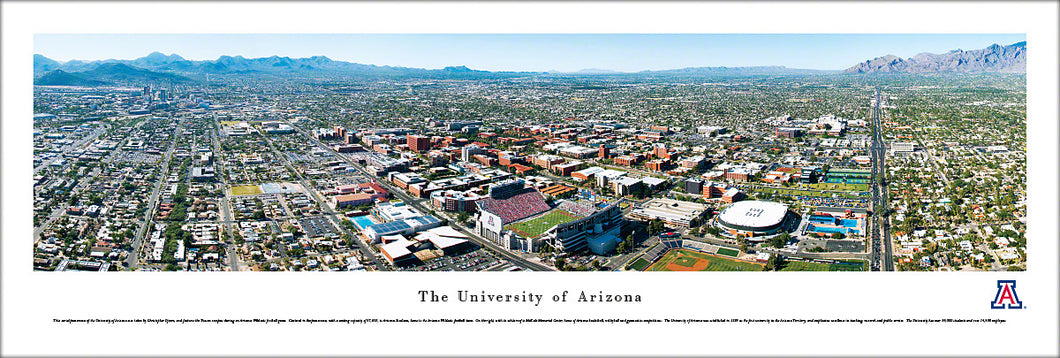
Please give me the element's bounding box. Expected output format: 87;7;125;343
34;34;1027;72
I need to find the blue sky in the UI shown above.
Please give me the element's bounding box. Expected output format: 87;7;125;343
35;34;1027;72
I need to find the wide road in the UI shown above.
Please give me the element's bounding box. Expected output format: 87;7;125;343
127;121;181;270
289;125;552;271
869;88;895;271
211;123;243;271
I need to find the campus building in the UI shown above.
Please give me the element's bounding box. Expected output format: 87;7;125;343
713;200;796;241
629;198;709;229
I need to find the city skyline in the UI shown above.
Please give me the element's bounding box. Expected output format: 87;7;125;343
35;33;1027;72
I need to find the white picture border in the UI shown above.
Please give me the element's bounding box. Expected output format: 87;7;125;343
3;2;1057;356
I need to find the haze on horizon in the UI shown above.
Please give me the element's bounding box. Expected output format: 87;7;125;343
35;34;1027;73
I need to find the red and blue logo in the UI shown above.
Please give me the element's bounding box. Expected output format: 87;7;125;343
990;280;1022;309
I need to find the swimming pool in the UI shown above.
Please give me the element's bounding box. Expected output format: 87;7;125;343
351;215;376;230
808;224;860;235
840;219;859;228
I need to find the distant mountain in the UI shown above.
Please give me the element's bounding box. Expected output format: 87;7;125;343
33;54;62;75
84;63;198;83
546;66;830;77
33;69;111;86
34;63;197;86
843;41;1026;74
574;68;624;74
32;53;542;81
642;65;834;76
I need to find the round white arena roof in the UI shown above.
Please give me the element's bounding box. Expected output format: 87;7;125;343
717;201;789;230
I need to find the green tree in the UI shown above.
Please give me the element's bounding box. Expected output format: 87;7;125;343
648;219;666;235
765;254;786;271
770;233;789;248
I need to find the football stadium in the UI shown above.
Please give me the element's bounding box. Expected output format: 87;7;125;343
477;179;624;253
713;200;796;241
505;209;582;239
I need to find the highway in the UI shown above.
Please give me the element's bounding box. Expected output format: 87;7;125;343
289;125;553;271
868;88;895;271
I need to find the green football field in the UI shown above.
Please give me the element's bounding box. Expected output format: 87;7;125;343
505;210;581;238
646;249;765;272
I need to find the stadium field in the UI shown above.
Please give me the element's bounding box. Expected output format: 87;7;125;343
231;185;263;196
628;258;651;271
780;260;866;271
646;249;764;272
505;210;581;238
716;247;739;257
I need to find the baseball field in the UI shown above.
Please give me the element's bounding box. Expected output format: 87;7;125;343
646;249;765;272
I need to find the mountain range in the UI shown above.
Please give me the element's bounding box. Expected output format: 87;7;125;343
33;52;843;86
34;61;199;86
33;42;1027;86
34;52;537;83
843;41;1026;74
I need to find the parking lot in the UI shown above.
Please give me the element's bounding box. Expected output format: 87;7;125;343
399;248;513;272
298;216;340;239
799;238;866;253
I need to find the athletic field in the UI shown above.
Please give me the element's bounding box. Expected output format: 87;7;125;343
716;247;739;257
628;258;652;271
231;185;263;196
505;210;581;238
646;249;764;272
780;260;866;271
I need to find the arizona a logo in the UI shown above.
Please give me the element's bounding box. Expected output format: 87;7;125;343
990;280;1022;309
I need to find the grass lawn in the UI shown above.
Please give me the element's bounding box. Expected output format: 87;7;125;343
780;260;866;271
231;185;263;196
628;258;651;271
647;249;765;272
716;247;740;257
505;210;582;238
